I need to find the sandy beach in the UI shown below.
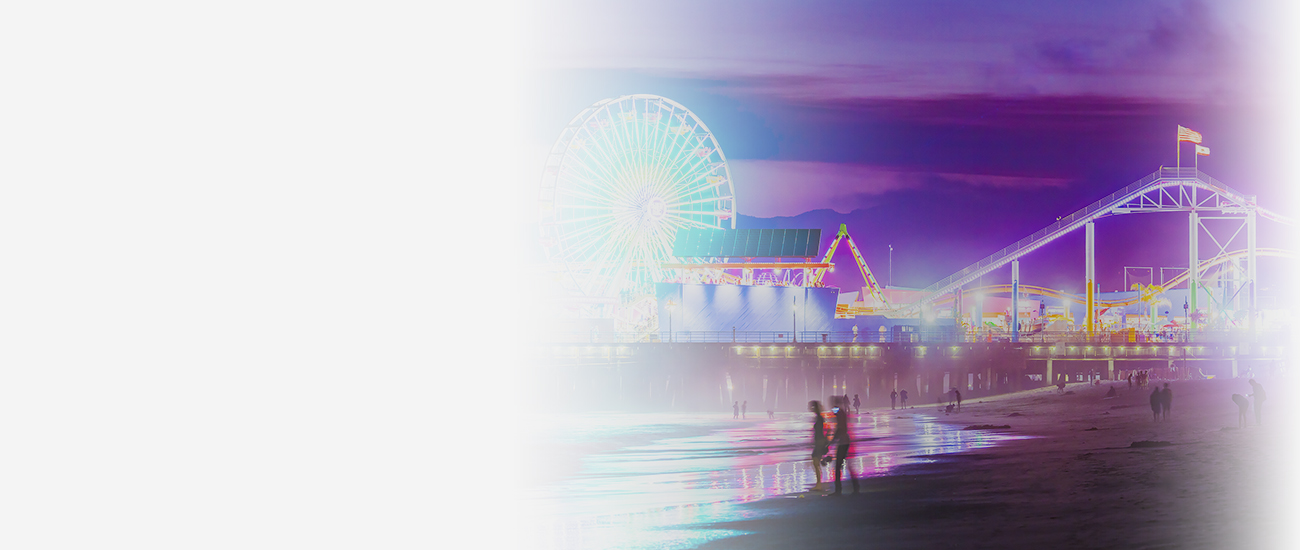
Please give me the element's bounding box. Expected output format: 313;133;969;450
691;377;1291;550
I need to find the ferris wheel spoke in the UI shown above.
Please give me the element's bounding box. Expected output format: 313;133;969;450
666;209;731;218
648;106;678;185
652;118;699;188
667;195;733;208
565;146;625;196
587;137;641;202
555;185;621;206
561;232;618;262
555;210;620;226
566;221;634;253
655;141;713;197
665;168;726;202
557;170;628;205
667;216;727;230
569;134;631;192
573;122;638;201
594;106;643;193
661;141;715;187
563;150;638;206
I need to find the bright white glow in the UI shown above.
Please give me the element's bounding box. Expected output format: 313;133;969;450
0;2;525;548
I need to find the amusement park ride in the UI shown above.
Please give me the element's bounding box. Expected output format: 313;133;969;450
539;94;1295;337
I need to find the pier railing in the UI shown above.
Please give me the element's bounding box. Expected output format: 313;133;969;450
544;329;1288;345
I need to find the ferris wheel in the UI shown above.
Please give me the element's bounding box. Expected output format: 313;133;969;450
539;95;736;301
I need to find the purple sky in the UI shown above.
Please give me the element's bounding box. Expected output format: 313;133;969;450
527;0;1294;296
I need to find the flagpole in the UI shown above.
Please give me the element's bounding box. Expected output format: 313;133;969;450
1176;126;1180;172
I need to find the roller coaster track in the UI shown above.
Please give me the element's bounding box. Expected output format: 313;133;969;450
920;248;1296;308
903;167;1293;314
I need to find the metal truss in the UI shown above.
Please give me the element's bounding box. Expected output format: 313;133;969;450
905;167;1292;314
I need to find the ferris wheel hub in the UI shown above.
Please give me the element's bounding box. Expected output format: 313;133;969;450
644;195;667;221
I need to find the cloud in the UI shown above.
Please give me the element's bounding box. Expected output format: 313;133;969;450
729;159;1069;218
534;0;1258;103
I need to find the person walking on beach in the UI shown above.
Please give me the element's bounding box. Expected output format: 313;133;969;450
808;401;828;491
1150;387;1162;422
733;401;739;419
830;398;859;495
742;400;747;420
890;390;898;410
852;394;861;415
900;389;908;407
1127;373;1133;390
1160;383;1173;420
1249;379;1266;426
955;389;962;411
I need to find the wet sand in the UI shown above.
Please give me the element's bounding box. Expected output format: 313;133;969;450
693;378;1288;550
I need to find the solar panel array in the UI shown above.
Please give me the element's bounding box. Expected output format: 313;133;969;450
671;228;822;258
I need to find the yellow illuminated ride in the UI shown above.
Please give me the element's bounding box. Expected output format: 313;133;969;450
813;224;890;309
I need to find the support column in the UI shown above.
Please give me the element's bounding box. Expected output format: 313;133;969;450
1012;260;1021;343
1085;222;1096;334
1247;204;1257;336
1045;359;1054;388
955;287;964;329
1107;358;1114;381
1189;211;1199;333
1231;358;1239;378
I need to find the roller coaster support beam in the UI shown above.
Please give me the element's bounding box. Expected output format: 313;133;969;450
1248;203;1257;336
1085;222;1095;334
1011;260;1020;343
1189;211;1198;333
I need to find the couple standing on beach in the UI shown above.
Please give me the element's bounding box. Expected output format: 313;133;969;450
889;389;908;409
809;397;858;495
1149;383;1173;421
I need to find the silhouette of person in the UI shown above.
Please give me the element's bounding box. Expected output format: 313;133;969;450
1150;388;1162;421
852;394;861;415
808;400;828;491
1231;394;1250;428
830;398;859;495
852;324;859;342
1249;379;1266;426
733;401;739;419
767;408;775;420
900;389;908;407
1105;385;1117;398
1160;383;1172;420
890;390;898;410
1127;373;1133;390
955;389;962;411
742;400;747;420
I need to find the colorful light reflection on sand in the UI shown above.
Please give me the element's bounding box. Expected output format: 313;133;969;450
525;412;1031;550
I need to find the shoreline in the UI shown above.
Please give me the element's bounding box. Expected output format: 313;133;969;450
693;377;1285;549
